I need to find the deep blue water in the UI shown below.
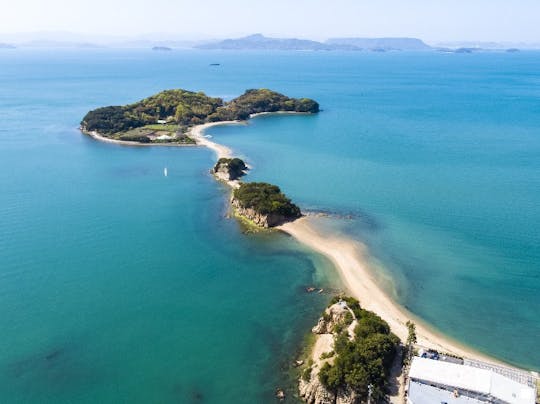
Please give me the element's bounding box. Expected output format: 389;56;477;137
0;49;539;402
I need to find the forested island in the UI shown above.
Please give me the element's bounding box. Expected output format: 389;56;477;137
232;182;302;227
81;88;319;144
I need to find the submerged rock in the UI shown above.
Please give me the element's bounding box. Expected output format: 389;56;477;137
276;388;286;400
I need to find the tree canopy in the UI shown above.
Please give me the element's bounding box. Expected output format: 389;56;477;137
233;182;301;218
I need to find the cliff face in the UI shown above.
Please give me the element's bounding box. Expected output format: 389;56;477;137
299;376;336;404
231;198;292;227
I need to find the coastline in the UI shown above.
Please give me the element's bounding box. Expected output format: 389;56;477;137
191;118;527;372
188;120;243;159
84;115;529;372
278;217;508;366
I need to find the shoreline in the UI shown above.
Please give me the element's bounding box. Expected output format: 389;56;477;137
82;111;306;149
277;217;509;367
188;120;244;159
192;119;533;373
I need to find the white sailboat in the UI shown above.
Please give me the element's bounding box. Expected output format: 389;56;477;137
164;167;168;177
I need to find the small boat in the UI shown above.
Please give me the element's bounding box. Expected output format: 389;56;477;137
164;167;168;177
209;63;220;66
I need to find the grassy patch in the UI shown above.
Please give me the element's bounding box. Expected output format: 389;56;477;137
143;124;179;132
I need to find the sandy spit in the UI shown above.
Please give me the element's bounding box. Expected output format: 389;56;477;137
278;216;508;366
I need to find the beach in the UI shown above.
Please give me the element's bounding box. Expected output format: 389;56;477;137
189;121;241;158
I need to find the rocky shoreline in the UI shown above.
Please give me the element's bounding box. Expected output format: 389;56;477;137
231;198;298;228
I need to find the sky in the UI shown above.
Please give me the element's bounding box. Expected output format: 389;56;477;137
1;0;540;43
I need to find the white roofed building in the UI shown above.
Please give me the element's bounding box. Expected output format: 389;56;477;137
407;357;536;404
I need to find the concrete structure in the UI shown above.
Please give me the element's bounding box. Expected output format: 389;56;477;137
407;357;536;404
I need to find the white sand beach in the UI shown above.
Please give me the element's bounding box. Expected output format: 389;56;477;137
188;121;242;158
278;216;507;366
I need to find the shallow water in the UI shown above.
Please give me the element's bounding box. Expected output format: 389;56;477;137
0;49;538;404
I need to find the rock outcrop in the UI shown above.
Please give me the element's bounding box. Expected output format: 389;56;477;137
312;302;351;334
299;301;359;404
299;374;336;404
231;198;294;227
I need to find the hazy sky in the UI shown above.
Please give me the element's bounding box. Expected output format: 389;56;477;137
2;0;540;43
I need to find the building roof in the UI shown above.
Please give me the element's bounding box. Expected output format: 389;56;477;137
409;357;535;404
408;381;485;404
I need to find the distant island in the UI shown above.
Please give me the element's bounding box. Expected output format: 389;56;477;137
81;88;319;144
0;43;16;49
196;34;432;51
326;37;431;50
152;46;172;51
197;34;334;51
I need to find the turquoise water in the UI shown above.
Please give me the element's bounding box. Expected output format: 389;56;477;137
0;50;340;403
0;49;539;402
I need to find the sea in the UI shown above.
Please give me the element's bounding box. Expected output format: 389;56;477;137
0;48;539;403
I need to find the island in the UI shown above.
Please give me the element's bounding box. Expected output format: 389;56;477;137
81;88;319;144
326;37;431;51
197;33;334;51
213;157;247;181
231;182;301;227
152;46;172;51
298;296;399;403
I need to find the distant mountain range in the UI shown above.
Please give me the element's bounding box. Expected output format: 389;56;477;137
196;34;432;51
2;32;539;51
